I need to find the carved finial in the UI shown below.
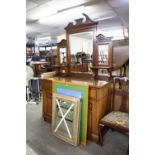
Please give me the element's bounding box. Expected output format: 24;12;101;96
82;13;96;24
64;13;98;31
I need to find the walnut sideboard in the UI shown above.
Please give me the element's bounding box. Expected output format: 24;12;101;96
42;76;112;143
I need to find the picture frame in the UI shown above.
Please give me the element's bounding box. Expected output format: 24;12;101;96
53;80;89;144
52;93;81;146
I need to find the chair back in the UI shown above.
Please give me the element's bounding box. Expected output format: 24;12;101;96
30;78;41;94
109;77;129;113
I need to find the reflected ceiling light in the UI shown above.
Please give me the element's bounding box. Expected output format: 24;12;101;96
39;6;84;24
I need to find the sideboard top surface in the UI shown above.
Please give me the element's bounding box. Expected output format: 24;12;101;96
42;76;109;88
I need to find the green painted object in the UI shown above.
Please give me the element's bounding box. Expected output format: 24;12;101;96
53;80;88;144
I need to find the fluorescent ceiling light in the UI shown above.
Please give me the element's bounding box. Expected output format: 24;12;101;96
39;6;85;24
27;6;57;20
27;0;86;20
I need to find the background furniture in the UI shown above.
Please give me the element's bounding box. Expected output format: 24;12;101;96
30;61;50;77
98;77;129;145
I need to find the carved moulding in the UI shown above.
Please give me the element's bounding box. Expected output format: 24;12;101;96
96;34;113;44
64;13;98;31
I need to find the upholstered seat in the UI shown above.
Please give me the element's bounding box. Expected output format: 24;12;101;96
100;111;129;132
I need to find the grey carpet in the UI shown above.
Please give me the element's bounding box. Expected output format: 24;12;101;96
26;103;129;155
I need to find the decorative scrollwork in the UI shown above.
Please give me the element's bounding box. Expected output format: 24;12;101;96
96;34;113;44
64;13;98;31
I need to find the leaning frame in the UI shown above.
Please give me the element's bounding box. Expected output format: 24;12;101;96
52;93;81;146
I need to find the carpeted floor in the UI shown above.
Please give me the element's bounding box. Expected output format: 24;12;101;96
26;103;128;155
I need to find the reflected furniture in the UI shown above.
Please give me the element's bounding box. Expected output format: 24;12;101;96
30;61;50;77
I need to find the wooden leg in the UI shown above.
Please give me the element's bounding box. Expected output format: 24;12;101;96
98;124;109;146
127;145;129;155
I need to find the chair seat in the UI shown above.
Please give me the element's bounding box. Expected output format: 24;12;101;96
100;111;129;130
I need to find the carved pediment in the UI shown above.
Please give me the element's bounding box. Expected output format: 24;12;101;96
57;39;67;48
65;13;98;31
96;34;113;44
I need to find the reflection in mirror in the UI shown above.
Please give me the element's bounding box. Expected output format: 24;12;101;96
98;69;108;76
98;44;109;65
69;31;93;72
59;48;66;64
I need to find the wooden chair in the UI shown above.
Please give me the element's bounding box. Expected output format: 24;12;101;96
98;77;129;153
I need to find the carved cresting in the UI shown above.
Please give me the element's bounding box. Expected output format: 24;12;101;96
96;34;113;44
57;39;67;48
64;13;98;31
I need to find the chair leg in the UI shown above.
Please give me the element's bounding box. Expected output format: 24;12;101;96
98;124;109;146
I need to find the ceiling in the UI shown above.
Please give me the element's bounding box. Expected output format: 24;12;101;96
26;0;129;40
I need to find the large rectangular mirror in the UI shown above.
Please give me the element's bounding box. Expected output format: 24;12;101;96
69;31;93;72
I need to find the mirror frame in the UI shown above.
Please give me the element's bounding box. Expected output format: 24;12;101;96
64;13;98;74
57;39;67;65
96;34;113;67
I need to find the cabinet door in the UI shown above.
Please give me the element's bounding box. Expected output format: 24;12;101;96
42;90;52;121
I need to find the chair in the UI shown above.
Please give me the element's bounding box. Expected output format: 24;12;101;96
26;65;34;102
28;77;41;104
98;77;129;153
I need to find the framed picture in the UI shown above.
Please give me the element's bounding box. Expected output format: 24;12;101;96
53;80;89;144
52;93;81;146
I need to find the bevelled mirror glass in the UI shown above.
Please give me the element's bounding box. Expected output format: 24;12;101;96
98;44;109;65
69;31;93;72
59;48;66;64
